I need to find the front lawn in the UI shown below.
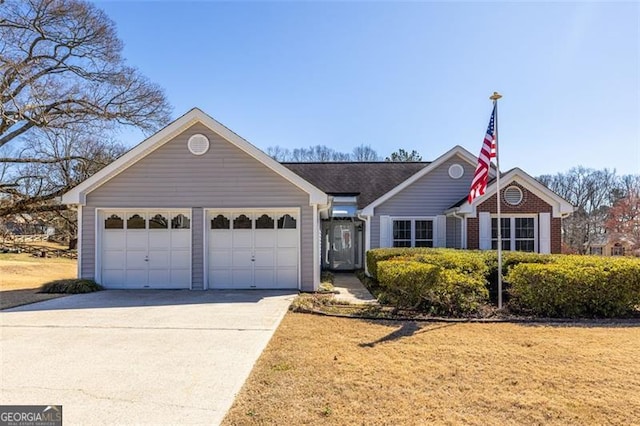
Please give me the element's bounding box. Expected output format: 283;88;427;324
223;312;640;425
0;253;77;309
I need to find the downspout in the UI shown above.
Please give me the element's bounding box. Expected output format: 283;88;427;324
357;213;371;275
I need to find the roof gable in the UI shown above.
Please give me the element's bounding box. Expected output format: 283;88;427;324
451;168;574;218
360;146;482;215
62;108;327;205
282;162;429;208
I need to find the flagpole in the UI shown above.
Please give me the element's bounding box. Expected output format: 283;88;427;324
490;91;503;309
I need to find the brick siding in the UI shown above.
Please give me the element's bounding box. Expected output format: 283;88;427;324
466;182;562;253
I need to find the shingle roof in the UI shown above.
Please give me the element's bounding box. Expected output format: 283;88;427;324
282;162;430;208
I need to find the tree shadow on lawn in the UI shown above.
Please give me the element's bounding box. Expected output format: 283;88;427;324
358;321;458;348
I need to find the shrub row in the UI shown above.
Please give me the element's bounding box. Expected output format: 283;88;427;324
375;252;489;315
367;248;640;318
507;258;640;317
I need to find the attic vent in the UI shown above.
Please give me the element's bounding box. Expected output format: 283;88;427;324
188;134;210;156
504;186;523;206
448;163;464;179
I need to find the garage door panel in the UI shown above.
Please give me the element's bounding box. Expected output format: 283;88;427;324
233;231;252;248
254;249;275;268
169;269;191;287
232;269;253;288
254;268;274;287
148;251;169;268
126;232;147;250
148;232;170;248
103;232;125;249
102;270;124;288
210;231;232;249
127;251;148;269
255;230;276;247
125;269;148;288
210;270;231;288
276;269;297;288
171;231;191;249
103;251;125;269
209;249;231;268
232;250;253;268
277;248;297;267
170;250;191;268
277;230;298;248
148;269;171;287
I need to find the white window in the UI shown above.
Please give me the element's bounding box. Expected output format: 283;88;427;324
392;218;433;248
491;216;537;252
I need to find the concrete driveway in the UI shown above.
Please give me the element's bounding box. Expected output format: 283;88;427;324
0;290;295;425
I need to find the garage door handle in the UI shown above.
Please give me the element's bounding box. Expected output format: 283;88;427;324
144;256;149;262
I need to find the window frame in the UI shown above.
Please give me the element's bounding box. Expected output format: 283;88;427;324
390;217;435;248
491;214;538;252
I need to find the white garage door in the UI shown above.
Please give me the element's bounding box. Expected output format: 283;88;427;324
100;210;191;289
207;210;299;289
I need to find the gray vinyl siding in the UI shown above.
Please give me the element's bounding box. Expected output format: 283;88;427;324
80;206;95;279
370;156;475;249
446;216;462;248
83;123;314;290
191;207;203;290
370;216;380;249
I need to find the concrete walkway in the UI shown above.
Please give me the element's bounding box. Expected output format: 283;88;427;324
332;273;378;304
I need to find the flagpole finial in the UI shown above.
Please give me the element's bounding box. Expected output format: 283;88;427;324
490;92;502;101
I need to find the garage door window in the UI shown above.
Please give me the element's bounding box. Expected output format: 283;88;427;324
211;214;230;229
105;214;124;229
149;214;168;229
278;214;296;229
171;213;190;229
233;214;252;229
127;214;146;229
256;214;275;229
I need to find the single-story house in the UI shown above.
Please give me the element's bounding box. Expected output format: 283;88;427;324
587;234;636;256
62;108;574;291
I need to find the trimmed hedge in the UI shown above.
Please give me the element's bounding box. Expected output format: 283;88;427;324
39;279;103;294
367;247;640;318
507;260;640;318
376;258;488;315
377;260;440;309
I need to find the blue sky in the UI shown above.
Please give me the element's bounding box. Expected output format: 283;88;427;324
96;1;639;176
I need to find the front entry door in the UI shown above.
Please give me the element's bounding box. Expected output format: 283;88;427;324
330;222;355;270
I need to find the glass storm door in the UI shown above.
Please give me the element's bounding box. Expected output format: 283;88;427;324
330;222;355;270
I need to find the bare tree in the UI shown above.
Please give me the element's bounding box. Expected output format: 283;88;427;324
266;146;291;162
0;0;171;216
0;0;171;148
385;149;422;162
352;144;379;161
0;125;126;217
537;167;636;253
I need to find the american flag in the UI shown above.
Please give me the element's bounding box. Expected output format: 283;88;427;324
468;104;497;203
